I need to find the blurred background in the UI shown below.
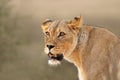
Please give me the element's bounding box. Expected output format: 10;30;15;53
0;0;120;80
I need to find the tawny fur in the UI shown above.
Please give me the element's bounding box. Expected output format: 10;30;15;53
41;16;120;80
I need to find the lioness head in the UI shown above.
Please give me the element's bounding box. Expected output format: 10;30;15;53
41;16;82;65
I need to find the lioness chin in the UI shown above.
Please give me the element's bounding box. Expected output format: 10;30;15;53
41;16;120;80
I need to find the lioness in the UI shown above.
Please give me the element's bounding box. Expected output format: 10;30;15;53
41;16;120;80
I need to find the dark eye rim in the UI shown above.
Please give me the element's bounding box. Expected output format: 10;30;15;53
45;31;50;36
58;32;66;37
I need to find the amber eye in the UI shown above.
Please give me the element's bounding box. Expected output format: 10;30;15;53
58;32;66;37
45;31;50;36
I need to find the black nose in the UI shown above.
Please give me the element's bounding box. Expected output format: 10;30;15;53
47;45;55;50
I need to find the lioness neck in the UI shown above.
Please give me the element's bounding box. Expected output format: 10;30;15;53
65;25;94;66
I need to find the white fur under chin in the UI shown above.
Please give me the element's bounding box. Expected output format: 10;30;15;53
48;59;61;66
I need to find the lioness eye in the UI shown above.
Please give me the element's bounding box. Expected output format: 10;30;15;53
45;31;50;36
58;32;65;37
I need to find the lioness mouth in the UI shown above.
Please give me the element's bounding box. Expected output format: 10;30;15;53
48;52;63;61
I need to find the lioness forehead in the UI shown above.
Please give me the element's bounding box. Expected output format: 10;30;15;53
49;20;60;30
48;20;70;33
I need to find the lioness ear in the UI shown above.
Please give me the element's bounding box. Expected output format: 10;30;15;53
41;19;52;32
68;16;83;30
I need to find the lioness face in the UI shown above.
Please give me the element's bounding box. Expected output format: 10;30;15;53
41;16;82;65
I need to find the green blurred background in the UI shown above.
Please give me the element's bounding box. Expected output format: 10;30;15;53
0;0;120;80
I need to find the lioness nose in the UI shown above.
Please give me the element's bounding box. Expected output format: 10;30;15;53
47;45;55;50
